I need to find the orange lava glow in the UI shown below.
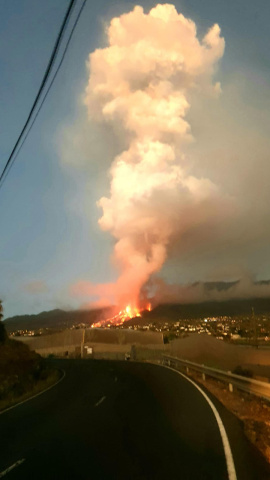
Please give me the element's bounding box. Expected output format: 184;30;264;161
124;305;141;319
91;303;147;328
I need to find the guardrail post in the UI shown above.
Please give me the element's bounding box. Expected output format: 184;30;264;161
186;367;189;374
202;373;206;381
229;383;233;392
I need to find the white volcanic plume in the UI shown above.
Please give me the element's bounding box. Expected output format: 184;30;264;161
84;4;225;308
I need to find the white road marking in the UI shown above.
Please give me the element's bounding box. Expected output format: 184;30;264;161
0;459;25;478
95;396;106;407
0;370;66;416
161;364;237;480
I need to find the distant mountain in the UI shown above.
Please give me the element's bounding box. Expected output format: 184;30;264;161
4;307;114;333
4;296;270;332
202;281;239;291
125;297;270;326
144;297;270;321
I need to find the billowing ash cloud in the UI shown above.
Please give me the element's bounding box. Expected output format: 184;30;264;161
83;4;228;307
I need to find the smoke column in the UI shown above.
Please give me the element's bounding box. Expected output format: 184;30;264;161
84;4;225;308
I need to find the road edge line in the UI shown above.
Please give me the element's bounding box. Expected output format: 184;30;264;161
159;363;237;480
95;395;106;407
0;458;25;478
0;369;66;416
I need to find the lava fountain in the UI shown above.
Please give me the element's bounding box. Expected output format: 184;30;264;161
91;304;146;328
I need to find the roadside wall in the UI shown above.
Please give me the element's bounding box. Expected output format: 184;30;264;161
170;334;270;370
19;329;84;350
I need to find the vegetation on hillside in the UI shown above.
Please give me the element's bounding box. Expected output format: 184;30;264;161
0;301;60;411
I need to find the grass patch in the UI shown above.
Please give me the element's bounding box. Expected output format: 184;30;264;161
0;367;61;412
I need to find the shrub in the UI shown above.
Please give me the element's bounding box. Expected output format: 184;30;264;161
233;365;253;378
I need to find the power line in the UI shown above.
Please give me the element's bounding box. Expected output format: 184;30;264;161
0;0;79;189
0;0;88;189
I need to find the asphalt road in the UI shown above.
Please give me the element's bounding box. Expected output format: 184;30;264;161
0;360;269;479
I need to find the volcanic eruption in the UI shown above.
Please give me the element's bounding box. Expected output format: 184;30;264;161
84;4;226;321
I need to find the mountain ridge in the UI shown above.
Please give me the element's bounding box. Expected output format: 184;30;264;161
4;296;270;332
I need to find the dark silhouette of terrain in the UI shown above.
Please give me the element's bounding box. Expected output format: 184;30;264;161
142;297;270;321
0;321;59;410
4;307;114;333
3;296;270;332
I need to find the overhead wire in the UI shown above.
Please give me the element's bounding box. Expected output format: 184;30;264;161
0;0;85;189
0;0;87;190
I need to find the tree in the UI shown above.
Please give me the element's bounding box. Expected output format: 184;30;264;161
0;300;8;343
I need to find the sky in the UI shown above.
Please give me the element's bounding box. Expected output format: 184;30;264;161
1;0;270;318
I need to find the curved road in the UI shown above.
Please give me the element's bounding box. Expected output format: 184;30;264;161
0;360;269;479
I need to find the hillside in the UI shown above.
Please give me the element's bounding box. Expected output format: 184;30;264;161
0;321;60;411
143;297;270;321
4;296;270;332
125;297;270;327
4;307;114;333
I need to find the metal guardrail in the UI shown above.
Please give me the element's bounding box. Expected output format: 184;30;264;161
162;355;270;402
